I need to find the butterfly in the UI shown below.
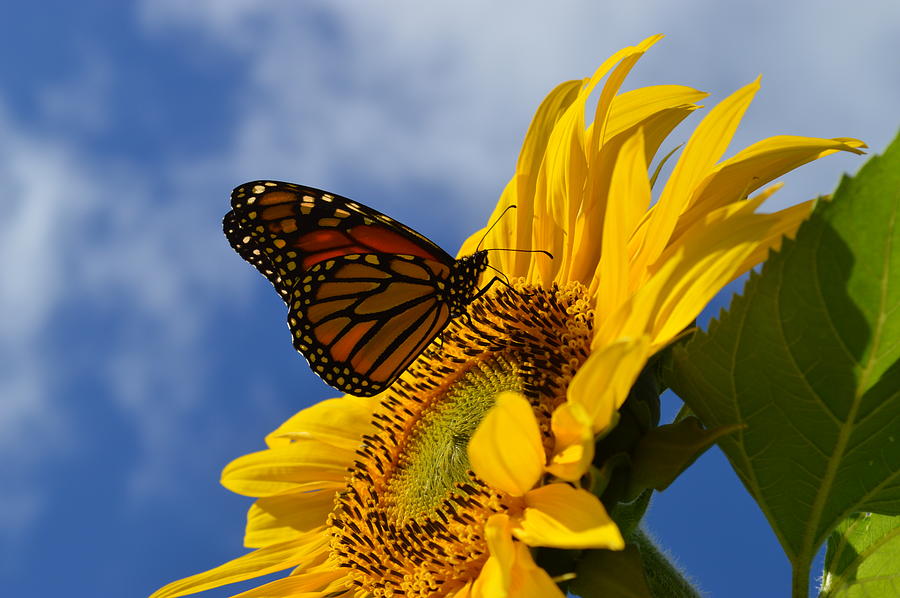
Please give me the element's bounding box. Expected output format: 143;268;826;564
223;180;495;397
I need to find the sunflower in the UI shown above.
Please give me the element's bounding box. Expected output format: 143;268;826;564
152;35;864;598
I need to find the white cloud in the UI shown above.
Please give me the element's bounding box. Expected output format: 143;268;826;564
36;51;112;135
0;106;92;458
138;0;900;214
0;94;247;536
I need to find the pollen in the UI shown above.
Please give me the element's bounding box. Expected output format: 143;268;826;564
329;280;595;596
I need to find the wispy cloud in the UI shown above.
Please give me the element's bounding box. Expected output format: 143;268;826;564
0;88;247;539
36;51;112;135
139;0;898;211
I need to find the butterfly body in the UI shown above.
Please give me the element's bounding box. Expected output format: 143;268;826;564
224;181;491;397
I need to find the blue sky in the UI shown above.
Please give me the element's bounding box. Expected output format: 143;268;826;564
1;2;897;597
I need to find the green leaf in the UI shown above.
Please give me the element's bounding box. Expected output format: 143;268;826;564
665;132;900;592
571;545;655;598
626;417;741;496
820;513;900;597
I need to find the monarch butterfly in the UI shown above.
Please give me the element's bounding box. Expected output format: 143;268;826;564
223;180;497;397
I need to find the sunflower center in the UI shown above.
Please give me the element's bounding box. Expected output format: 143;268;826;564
386;355;522;521
330;281;594;597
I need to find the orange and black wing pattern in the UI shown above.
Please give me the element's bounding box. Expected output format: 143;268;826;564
288;253;453;396
223;180;465;396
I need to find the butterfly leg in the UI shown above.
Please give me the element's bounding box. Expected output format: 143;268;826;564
471;276;503;301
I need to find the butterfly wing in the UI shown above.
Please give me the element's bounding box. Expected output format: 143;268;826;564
223;181;458;396
223;181;454;303
289;253;453;396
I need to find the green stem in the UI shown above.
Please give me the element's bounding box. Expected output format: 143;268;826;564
631;527;703;598
791;557;811;598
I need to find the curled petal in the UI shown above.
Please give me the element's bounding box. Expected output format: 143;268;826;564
547;402;595;481
469;392;545;496
569;336;651;433
514;484;624;550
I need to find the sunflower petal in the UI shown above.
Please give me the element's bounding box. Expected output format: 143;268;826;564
463;79;584;277
730;199;814;278
569;336;651;433
478;514;515;594
601;203;790;350
266;395;374;451
630;78;761;276
546;402;595;481
230;566;345;598
505;79;583;279
221;443;351;497
573;104;699;288
471;514;565;598
692;135;866;211
149;533;326;598
587;36;663;168
603;85;708;142
245;491;334;548
468;392;544;497
596;129;651;317
514;484;624;550
507;542;567;598
533;38;658;285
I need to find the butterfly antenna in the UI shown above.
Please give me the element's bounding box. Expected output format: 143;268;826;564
476;204;517;252
483;247;554;260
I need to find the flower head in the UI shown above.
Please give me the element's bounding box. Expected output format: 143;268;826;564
152;36;864;598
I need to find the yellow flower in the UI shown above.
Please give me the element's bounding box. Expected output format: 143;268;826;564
152;35;864;598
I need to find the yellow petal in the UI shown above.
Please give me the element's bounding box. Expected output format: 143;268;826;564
514;484;624;550
230;566;345;598
603;85;708;143
630;78;761;277
563;39;660;285
506;79;583;280
466;78;583;280
680;135;866;230
471;514;565;598
586;35;663;169
221;443;351;497
596;129;651;318
601;203;784;349
730;199;814;278
546;402;595;482
532;38;658;285
569;336;651;434
650;192;768;273
473;514;515;596
244;490;335;548
507;542;567;598
266;395;373;451
572;104;699;288
468;392;544;497
532;97;588;285
149;532;327;598
544;36;663;285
